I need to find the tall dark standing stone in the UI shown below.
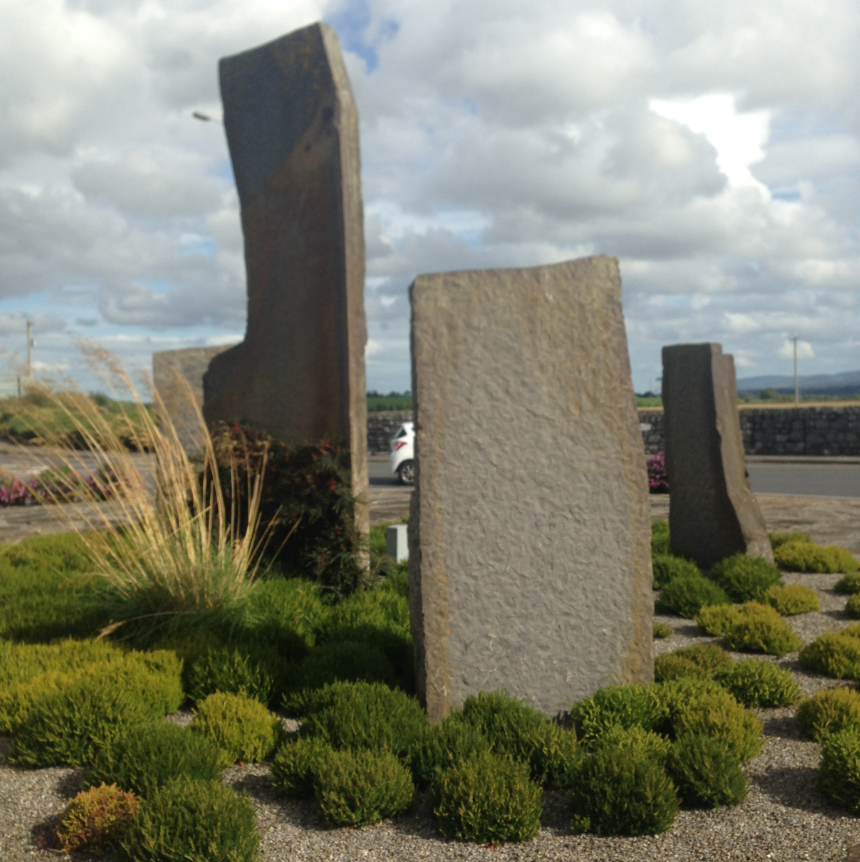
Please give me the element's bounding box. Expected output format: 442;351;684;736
409;256;653;721
203;23;368;540
662;343;773;569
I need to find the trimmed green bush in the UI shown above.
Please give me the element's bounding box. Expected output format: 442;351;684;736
120;776;259;862
7;681;152;767
409;717;491;788
656;575;731;619
654;653;708;683
568;744;678;836
294;681;426;758
651;520;670;555
245;576;327;650
653;622;672;639
432;750;543;843
673;692;763;761
591;724;671;763
666;735;748;808
704;602;803;655
271;737;334;798
459;690;578;786
315;747;414;827
764;583;821;615
54;783;139;855
775;541;859;574
846;594;860;619
818;728;860;812
696;603;741;636
711;554;783;603
800;631;860;680
769;531;812;550
652;554;699;590
287;639;396;694
796;687;860;741
836;572;860;594
653;678;731;737
0;637;125;689
190;692;281;763
187;646;275;706
85;721;226;798
714;659;801;708
571;684;665;748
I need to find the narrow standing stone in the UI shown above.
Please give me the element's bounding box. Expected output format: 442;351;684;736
409;256;653;721
662;343;773;568
203;22;368;539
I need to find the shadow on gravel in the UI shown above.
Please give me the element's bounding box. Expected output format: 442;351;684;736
55;768;85;800
759;713;805;741
751;765;840;816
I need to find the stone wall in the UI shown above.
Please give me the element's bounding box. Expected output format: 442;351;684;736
638;406;860;457
367;411;412;453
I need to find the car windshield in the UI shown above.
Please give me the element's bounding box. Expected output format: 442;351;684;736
395;427;408;438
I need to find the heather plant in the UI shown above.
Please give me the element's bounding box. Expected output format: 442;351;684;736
796;687;860;741
652;554;700;590
120;777;259;862
696;603;741;636
271;737;334;798
800;630;860;680
769;532;813;550
699;602;802;655
190;692;281;763
656;574;731;619
432;751;543;843
647;452;669;494
54;783;139;855
85;721;226;798
651;520;671;555
666;736;748;808
818;728;860;812
714;659;801;708
287;639;396;695
653;678;730;737
653;622;672;639
314;747;414;827
775;541;859;574
836;572;860;594
590;724;671;763
847;594;860;619
187;645;276;706
571;684;665;747
654;645;734;684
408;716;492;787
711;554;783;603
764;583;821;615
673;692;763;761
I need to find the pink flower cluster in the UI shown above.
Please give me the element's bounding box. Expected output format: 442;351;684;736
0;468;117;507
647;451;669;494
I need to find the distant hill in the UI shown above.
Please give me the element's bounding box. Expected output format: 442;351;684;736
736;370;860;396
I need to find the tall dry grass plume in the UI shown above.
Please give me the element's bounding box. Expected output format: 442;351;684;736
17;345;273;642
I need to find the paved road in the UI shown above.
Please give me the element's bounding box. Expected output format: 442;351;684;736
747;463;860;498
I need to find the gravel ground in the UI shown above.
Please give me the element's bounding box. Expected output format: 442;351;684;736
3;573;860;862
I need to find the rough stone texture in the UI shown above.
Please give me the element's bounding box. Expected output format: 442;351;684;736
153;346;231;455
203;22;368;538
409;256;653;722
662;343;773;568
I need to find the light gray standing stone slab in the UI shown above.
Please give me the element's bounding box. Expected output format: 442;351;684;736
408;256;653;722
202;22;368;540
662;342;773;569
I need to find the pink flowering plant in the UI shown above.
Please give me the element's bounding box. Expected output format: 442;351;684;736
0;466;117;507
647;451;669;494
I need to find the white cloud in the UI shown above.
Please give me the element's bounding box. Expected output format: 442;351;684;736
778;339;815;360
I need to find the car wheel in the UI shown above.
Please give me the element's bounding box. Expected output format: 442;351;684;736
397;460;415;486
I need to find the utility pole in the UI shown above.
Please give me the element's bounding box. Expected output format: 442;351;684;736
793;336;799;405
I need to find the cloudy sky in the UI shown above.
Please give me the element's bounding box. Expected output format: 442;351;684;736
1;0;859;395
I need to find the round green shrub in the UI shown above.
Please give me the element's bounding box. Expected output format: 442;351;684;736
314;747;414;827
54;783;139;855
720;602;803;655
653;622;672;639
459;690;579;786
409;716;491;787
666;735;748;808
836;572;860;594
190;692;281;763
571;684;665;748
432;750;542;843
796;687;860;741
7;681;151;767
846;594;860;619
85;721;226;798
651;521;671;556
654;644;734;684
714;659;801;708
120;776;259;862
769;532;812;550
673;692;763;761
271;736;334;798
711;554;783;603
591;724;671;763
654;653;708;683
775;541;859;574
652;554;699;590
568;744;678;836
653;678;731;736
656;575;731;619
187;646;275;705
295;681;426;758
800;632;860;680
696;603;740;636
287;639;396;694
818;727;860;811
764;583;821;615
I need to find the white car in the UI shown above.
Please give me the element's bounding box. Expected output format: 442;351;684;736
389;421;415;485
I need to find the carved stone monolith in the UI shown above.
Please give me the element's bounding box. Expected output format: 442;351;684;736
203;23;368;539
662;343;773;569
408;256;653;721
